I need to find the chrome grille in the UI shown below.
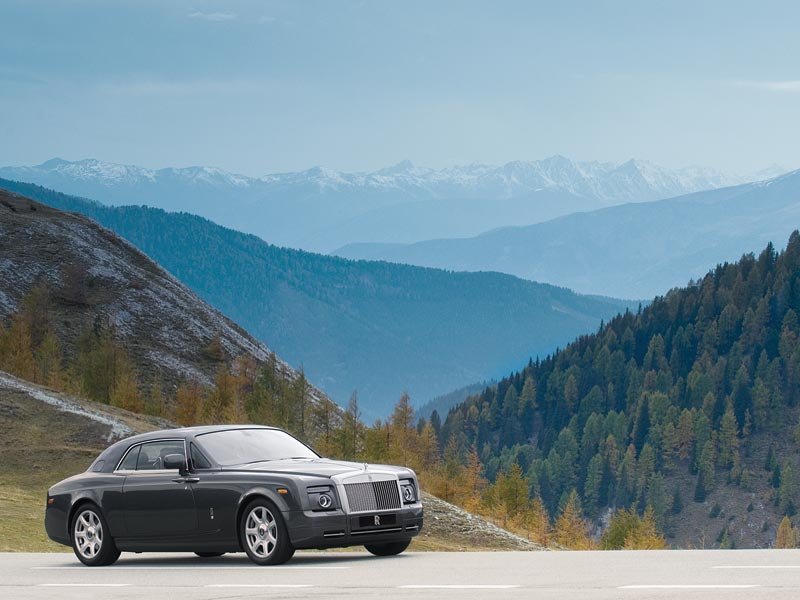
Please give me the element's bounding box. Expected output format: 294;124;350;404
344;480;401;512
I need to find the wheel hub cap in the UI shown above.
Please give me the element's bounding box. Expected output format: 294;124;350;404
74;510;103;559
245;506;277;558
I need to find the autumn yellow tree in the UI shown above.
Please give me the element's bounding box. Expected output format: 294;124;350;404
110;354;142;412
776;516;797;549
554;490;594;549
514;496;551;546
174;380;203;425
0;314;36;381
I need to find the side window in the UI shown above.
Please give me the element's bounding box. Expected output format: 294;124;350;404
191;443;212;469
119;446;140;471
135;441;186;471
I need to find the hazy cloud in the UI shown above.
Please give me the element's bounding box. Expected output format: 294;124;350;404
188;11;237;22
95;78;274;96
736;80;800;92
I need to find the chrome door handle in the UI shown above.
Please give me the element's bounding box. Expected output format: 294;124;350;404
173;477;200;484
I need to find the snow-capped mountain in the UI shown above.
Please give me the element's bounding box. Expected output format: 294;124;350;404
0;156;754;252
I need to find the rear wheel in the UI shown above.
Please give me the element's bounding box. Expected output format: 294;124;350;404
71;504;120;566
240;499;294;565
194;552;225;558
364;540;411;556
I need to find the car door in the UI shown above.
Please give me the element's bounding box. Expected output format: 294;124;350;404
119;439;198;537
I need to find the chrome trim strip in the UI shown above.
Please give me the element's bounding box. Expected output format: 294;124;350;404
350;527;404;536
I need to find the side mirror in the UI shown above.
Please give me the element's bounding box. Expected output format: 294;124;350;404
163;453;188;475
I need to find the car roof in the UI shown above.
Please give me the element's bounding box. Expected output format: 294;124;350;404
120;424;280;445
95;424;282;468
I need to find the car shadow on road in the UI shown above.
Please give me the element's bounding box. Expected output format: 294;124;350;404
100;551;380;567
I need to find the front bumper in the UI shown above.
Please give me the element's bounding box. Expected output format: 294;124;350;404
285;504;423;550
45;497;71;547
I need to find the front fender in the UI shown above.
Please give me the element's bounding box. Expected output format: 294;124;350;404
237;486;294;515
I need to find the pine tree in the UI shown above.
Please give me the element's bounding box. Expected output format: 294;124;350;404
718;406;740;469
671;485;683;514
779;462;798;516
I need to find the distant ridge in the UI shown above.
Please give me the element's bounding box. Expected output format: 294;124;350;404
336;169;800;299
0;156;744;253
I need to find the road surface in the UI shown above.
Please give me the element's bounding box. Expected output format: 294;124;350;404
3;549;800;599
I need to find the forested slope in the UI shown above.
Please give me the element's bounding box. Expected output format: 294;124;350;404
439;234;800;547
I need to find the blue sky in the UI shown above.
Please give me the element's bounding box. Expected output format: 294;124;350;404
1;0;798;175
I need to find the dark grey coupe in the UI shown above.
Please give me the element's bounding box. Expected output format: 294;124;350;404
45;425;423;566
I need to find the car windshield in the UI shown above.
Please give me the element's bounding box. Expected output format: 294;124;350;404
196;429;318;466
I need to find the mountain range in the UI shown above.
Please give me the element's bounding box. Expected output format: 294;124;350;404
0;156;751;253
337;169;800;300
0;178;633;417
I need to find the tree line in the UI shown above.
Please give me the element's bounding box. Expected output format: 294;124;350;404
436;232;800;547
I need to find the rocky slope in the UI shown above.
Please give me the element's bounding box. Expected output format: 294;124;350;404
0;189;327;402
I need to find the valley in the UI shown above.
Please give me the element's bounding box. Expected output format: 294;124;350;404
0;180;631;415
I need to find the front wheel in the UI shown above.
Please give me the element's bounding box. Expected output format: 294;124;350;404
71;504;121;566
240;499;294;565
364;540;411;556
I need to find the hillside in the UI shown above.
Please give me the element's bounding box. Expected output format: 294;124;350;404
0;371;537;553
0;189;326;406
0;179;633;416
0;156;741;253
437;233;800;548
336;170;800;299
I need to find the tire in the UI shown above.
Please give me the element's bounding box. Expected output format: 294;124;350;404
70;503;121;566
194;552;225;558
240;498;295;565
364;540;411;556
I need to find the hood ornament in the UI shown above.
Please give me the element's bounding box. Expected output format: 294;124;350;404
363;462;368;471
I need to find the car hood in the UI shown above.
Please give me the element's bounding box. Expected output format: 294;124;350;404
225;458;410;478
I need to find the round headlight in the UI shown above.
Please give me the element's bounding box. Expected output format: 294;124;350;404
402;485;415;502
318;493;333;509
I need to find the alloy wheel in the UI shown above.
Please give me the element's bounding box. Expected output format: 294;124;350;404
74;509;104;560
244;506;278;558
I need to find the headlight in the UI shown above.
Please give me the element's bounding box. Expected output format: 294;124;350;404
400;480;417;504
307;485;337;511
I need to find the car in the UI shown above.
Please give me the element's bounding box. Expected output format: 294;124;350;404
45;425;423;566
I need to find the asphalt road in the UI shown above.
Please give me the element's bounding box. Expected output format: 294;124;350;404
4;549;800;599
